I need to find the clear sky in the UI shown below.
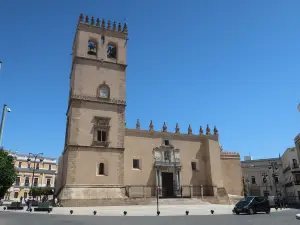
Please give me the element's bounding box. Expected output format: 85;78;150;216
0;0;299;159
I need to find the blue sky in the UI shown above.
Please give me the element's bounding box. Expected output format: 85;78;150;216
0;0;299;159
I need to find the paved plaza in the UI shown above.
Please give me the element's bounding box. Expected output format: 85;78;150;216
0;209;299;225
0;204;292;216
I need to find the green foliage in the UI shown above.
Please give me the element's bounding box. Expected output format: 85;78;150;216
243;179;248;197
0;149;17;198
29;187;54;198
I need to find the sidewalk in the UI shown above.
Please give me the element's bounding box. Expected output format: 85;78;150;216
0;204;290;216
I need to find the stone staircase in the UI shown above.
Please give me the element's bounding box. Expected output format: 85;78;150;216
149;198;211;205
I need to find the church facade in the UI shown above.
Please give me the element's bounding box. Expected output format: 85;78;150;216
55;14;243;206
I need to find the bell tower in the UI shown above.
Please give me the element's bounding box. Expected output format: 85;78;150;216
59;14;128;204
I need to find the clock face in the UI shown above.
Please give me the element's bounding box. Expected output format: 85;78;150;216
99;87;108;98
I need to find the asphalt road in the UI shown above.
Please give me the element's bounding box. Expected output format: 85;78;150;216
0;210;299;225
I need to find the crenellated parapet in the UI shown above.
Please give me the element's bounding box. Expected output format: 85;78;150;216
220;151;240;159
126;120;220;141
77;13;128;38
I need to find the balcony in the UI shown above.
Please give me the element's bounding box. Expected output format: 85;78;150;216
294;180;300;185
16;167;56;174
291;163;300;173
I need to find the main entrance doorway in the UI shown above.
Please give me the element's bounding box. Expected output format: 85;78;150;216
161;172;174;198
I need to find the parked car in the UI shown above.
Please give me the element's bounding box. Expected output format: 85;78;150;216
233;196;271;215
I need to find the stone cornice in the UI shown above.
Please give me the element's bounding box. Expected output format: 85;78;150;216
78;23;128;40
220;151;240;159
74;56;127;71
125;129;218;142
71;94;126;105
65;144;125;153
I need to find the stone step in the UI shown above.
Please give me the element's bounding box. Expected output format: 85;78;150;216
149;198;211;205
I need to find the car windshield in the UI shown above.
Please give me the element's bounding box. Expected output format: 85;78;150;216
237;197;254;205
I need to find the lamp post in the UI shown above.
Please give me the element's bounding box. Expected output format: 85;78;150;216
27;153;43;209
245;177;250;196
268;161;279;197
262;174;269;196
0;104;11;146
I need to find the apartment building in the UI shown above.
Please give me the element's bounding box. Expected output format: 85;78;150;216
281;147;300;202
242;147;300;202
242;157;282;197
4;150;57;201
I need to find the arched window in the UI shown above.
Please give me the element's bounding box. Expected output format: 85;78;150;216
88;40;97;56
99;163;105;175
107;43;117;59
98;83;110;99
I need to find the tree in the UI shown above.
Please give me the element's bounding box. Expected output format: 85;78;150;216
0;149;17;198
243;178;248;197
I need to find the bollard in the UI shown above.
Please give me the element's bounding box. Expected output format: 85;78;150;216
48;208;51;213
29;208;32;212
70;210;73;214
3;207;6;210
157;211;160;216
93;211;97;215
123;211;127;216
186;210;189;215
211;210;214;214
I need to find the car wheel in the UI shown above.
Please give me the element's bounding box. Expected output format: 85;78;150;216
266;208;270;214
248;208;254;215
235;212;240;215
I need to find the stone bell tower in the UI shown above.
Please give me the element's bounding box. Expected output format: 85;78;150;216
58;14;128;205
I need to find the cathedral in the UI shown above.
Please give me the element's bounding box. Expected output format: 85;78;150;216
55;14;243;206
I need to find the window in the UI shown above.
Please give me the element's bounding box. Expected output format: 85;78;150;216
164;151;170;161
164;140;170;146
25;177;29;186
191;162;197;171
34;177;38;187
48;165;51;170
18;162;22;168
87;41;97;55
295;174;300;181
14;192;18;198
46;178;51;187
36;163;39;170
98;83;110;99
274;176;279;183
133;159;140;169
93;117;110;146
98;163;105;175
97;130;107;142
15;177;20;186
27;163;30;168
107;44;117;59
251;176;256;184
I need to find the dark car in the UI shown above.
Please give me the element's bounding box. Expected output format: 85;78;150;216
233;196;271;215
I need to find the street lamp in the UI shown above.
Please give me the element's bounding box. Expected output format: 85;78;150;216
0;104;11;146
262;174;269;195
27;152;43;209
268;161;279;197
